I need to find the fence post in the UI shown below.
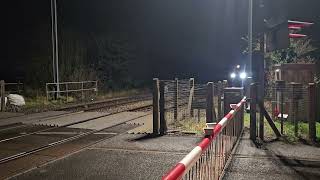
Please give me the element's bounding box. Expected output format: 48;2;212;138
17;80;20;94
257;83;264;141
174;78;178;121
81;82;84;101
290;83;302;137
153;78;160;135
250;83;257;141
276;80;285;134
0;80;5;112
317;83;320;126
159;81;167;135
206;82;214;123
66;83;69;102
95;81;98;96
308;83;316;142
217;81;223;120
189;78;194;117
46;83;49;101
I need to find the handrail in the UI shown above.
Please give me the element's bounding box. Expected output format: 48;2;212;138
46;81;98;101
162;97;246;180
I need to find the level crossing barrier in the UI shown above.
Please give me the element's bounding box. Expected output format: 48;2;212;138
162;97;246;180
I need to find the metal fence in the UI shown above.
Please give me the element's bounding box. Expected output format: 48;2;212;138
162;97;246;180
4;82;24;94
46;81;98;101
262;81;317;138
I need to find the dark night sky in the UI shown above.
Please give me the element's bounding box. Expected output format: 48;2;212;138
4;0;320;83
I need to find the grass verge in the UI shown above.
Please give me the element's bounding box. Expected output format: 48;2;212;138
243;113;320;143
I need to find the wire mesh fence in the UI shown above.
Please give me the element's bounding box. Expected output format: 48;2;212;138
263;81;317;138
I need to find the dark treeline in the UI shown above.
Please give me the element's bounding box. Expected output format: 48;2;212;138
4;0;320;90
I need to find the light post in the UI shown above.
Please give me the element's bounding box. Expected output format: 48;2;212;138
248;0;253;78
51;0;60;98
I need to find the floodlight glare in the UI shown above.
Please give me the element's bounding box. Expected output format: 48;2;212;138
240;72;247;79
230;72;236;79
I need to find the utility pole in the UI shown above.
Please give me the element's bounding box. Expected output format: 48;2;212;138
51;0;60;98
248;0;253;77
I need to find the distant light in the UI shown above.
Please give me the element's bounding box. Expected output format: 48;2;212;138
236;65;240;69
240;72;247;79
230;72;236;79
275;69;280;72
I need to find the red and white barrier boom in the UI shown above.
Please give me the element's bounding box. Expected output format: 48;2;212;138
162;97;246;180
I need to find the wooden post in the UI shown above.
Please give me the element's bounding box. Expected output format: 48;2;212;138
0;80;5;111
153;78;160;135
174;78;178;121
258;85;264;141
188;78;194;117
159;81;167;135
308;83;316;142
206;82;214;123
250;83;257;141
217;81;222;120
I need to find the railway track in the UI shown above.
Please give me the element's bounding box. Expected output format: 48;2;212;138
0;94;153;166
0;105;152;143
0;95;152;137
0;111;152;164
56;94;151;112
